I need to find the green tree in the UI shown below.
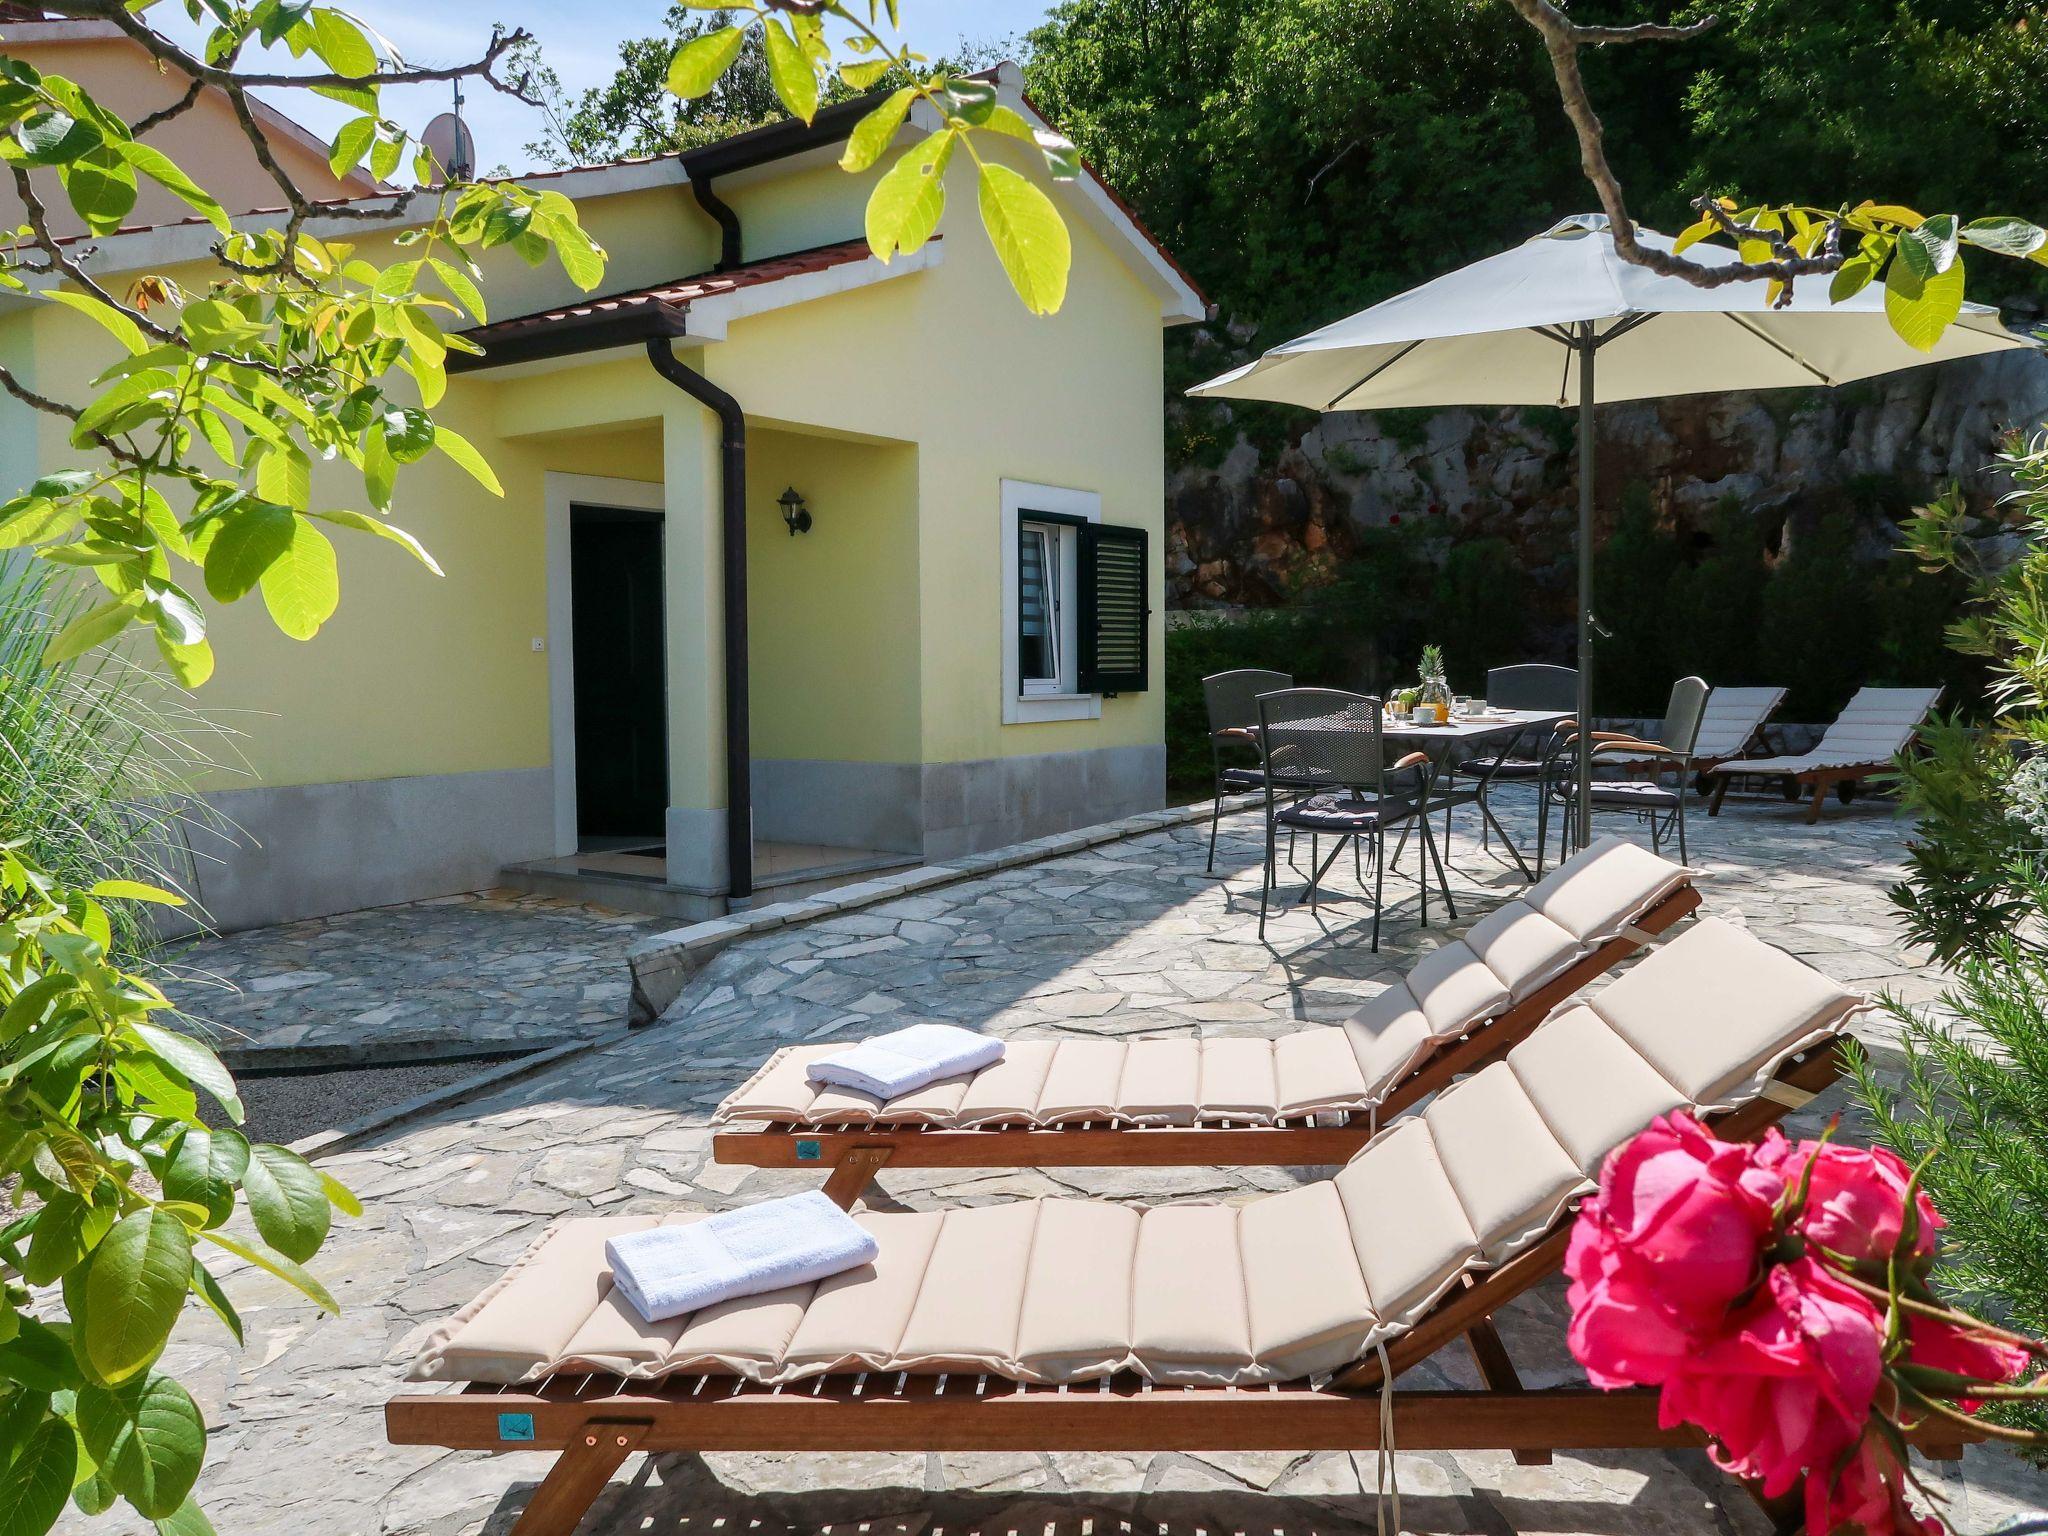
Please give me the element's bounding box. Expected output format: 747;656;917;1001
1431;536;1529;695
0;8;608;1530
1758;511;1876;719
1666;496;1767;687
1592;483;1684;716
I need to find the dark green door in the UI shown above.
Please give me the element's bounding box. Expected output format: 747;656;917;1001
570;506;667;845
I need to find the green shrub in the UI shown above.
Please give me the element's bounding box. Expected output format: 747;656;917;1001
1431;536;1530;694
1758;511;1877;719
1592;482;1685;715
1666;496;1767;688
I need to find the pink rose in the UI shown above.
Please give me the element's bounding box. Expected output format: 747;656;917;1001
1657;1258;1884;1498
1907;1314;2033;1411
1805;1438;1939;1536
1784;1142;1943;1265
1566;1115;1786;1388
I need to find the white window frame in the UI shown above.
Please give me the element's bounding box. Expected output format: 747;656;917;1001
1000;479;1102;724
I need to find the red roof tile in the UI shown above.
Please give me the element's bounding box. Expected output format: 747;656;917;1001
452;239;901;363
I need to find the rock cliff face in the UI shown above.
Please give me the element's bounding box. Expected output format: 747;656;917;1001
1166;344;2048;608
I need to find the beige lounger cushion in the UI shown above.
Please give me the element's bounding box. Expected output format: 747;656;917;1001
411;920;1855;1392
1714;685;1939;776
714;836;1693;1130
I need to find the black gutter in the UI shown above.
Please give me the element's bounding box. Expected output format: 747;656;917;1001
645;336;753;904
446;302;686;374
689;173;743;270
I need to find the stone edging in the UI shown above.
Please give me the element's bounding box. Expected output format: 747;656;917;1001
626;797;1248;1023
290;797;1244;1160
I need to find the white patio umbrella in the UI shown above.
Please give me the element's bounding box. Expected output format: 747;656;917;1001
1190;213;2033;847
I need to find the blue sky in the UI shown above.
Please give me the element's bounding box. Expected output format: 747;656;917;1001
166;2;1055;177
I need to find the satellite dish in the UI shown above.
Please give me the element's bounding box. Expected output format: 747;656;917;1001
420;111;476;184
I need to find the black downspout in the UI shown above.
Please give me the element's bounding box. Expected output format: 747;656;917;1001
689;172;743;271
645;336;753;903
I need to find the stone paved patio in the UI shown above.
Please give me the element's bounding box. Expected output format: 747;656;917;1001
163;890;663;1063
103;793;2048;1536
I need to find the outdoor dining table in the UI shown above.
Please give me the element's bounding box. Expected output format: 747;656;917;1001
1267;706;1569;897
1380;707;1570;884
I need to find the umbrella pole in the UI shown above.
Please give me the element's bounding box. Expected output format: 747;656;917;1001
1576;324;1596;852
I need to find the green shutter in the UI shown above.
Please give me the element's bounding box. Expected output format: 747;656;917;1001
1078;521;1149;694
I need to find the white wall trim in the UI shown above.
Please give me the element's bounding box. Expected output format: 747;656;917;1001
1000;478;1102;725
544;471;666;856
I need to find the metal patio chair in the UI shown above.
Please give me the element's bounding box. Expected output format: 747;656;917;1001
1201;667;1292;874
1539;675;1709;871
1255;687;1442;950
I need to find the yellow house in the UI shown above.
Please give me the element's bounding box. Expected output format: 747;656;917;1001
0;8;378;233
0;62;1205;928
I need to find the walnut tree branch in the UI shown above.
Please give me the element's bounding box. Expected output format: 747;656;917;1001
8;166;175;341
129;78;204;138
1502;0;1845;292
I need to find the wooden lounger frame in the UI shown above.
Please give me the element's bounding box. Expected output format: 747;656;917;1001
714;884;1702;1208
1706;762;1885;825
390;1039;1968;1536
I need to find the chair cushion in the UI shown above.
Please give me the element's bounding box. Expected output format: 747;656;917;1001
1275;793;1417;832
414;919;1854;1394
1524;835;1692;944
1219;766;1265;790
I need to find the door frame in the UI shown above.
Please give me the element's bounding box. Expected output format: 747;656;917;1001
545;471;665;858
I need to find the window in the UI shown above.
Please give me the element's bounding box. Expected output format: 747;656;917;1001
1001;480;1153;723
1017;518;1072;696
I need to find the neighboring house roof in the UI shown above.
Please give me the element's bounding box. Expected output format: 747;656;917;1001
30;61;1205;323
0;13;383;197
449;238;945;370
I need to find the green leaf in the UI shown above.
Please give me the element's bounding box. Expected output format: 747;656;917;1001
83;1210;192;1385
664;25;747;100
307;510;442;574
60;145;138;236
201;504;295;602
369;121;404;184
381;406;435;463
841;87;914;173
865;131;953;262
17;109;99;165
130;1025;241;1123
23;1192;116;1288
241;1145;330;1262
192;1229;337;1314
1884;250;1966;351
77;1373;205;1520
326;115;376;179
1671;214;1719;255
108;141;228;234
178;298;265;355
186;1260;242;1347
0;1320;72;1394
431;425;502;496
427;257;485;323
317;1170;362;1219
154;634;214;688
142;580;206;649
308;8;377;77
545;218;605;292
151;1495;218;1536
0;1418;74;1536
41;595;140;666
1959;216;2047;259
762;18;819;124
255;442;312;512
40;289;146;356
1829;251;1877;304
257;518;339;641
975;160;1070;316
1897;214;1959;280
86;879;183;906
162;1128;249;1229
839;58;892;90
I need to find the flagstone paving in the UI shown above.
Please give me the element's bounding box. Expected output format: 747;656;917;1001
162;890;664;1062
98;793;2048;1536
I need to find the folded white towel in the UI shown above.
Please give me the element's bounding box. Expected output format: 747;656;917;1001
805;1023;1006;1099
604;1191;879;1324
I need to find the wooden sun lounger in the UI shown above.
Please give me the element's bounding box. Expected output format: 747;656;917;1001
714;883;1701;1208
1704;686;1941;825
386;1041;1970;1536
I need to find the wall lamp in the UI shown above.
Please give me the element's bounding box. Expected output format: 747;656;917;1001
777;486;813;537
